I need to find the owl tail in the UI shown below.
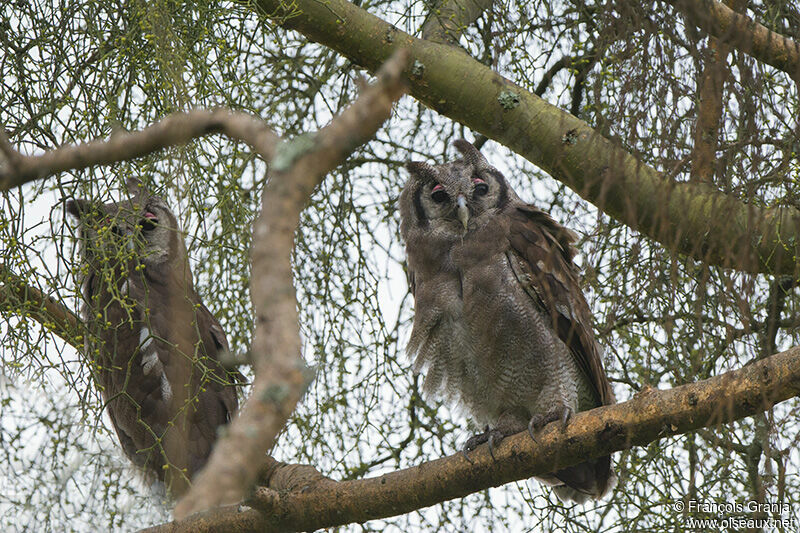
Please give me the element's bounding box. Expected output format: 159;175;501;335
538;455;618;504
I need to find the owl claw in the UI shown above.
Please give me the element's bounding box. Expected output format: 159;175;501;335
527;420;539;443
487;432;502;461
463;426;507;462
527;405;574;442
461;448;475;464
560;406;573;428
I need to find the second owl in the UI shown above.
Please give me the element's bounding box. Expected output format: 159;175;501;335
66;179;239;497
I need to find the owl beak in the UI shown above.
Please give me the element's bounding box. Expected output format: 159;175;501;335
456;195;469;230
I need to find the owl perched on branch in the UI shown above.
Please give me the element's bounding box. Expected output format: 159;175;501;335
66;178;239;497
399;140;616;503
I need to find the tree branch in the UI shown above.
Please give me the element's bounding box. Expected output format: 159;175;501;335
0;109;280;192
172;50;410;519
250;0;800;275
670;0;800;82
420;0;494;45
143;345;800;532
0;263;83;350
689;0;747;183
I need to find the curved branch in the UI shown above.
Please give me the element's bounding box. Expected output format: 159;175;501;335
670;0;800;82
250;0;800;275
172;50;409;519
142;345;800;532
0;109;280;192
0;264;83;350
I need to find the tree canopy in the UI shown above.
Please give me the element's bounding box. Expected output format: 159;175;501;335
1;0;799;531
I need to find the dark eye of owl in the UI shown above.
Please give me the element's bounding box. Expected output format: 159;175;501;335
431;184;449;203
473;178;488;197
140;212;159;232
472;178;489;196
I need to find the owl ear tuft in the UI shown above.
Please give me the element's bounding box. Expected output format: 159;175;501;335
453;139;489;169
65;198;93;219
405;161;439;182
126;177;144;198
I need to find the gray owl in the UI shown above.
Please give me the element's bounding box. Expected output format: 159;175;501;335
66;178;239;497
399;140;616;503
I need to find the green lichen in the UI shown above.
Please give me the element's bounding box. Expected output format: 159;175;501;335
272;132;318;172
561;129;578;145
262;383;290;404
497;89;520;110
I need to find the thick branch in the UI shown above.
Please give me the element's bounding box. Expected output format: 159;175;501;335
671;0;800;82
0;109;279;191
689;0;745;183
252;0;800;275
420;0;494;45
144;345;800;532
172;50;409;519
0;264;83;350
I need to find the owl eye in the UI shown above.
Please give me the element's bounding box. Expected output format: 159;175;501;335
431;184;449;203
473;178;488;196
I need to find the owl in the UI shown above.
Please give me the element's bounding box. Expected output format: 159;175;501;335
66;178;239;497
399;140;616;503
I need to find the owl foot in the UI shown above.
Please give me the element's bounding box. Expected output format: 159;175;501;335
527;405;573;442
463;425;510;462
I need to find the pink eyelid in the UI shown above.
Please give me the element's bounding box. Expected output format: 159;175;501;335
472;178;486;184
432;184;444;193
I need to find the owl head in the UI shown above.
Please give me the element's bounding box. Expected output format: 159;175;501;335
399;140;519;241
66;178;187;273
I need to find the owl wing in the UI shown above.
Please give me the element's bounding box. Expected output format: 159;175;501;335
506;205;615;406
194;298;241;418
158;294;241;476
193;297;240;414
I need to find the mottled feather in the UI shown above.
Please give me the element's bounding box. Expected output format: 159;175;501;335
66;181;240;497
399;140;617;503
507;205;615;406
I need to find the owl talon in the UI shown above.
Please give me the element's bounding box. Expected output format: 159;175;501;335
463;426;507;462
487;432;503;461
527;419;539;443
560;406;573;428
462;448;475;464
463;425;491;453
528;405;574;440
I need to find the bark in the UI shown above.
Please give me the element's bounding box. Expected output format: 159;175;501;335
142;345;800;532
172;50;409;519
249;0;800;275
